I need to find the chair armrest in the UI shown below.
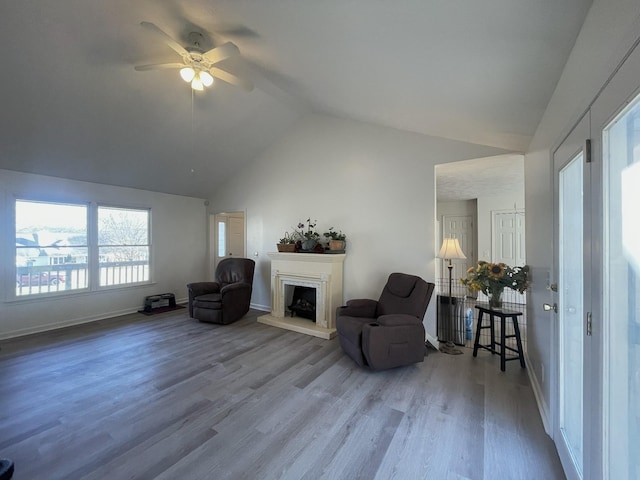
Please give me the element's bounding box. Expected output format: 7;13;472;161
337;299;378;318
187;282;220;297
376;314;423;327
187;282;220;317
219;283;253;323
220;282;251;296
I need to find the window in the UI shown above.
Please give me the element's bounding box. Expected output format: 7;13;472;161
98;206;150;286
14;200;151;297
16;200;88;296
217;220;226;257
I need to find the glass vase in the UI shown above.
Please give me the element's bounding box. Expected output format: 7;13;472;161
489;288;504;309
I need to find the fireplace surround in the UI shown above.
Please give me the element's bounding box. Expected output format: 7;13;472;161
258;252;346;339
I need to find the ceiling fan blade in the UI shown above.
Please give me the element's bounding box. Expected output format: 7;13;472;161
134;62;184;71
209;67;254;92
202;42;240;64
140;21;188;57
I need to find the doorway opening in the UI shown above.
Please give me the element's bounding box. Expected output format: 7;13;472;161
435;154;527;349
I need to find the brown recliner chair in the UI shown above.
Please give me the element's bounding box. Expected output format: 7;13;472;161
336;273;435;371
187;258;255;325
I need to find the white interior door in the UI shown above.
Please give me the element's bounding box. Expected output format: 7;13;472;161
228;215;245;258
492;210;525;266
553;114;590;480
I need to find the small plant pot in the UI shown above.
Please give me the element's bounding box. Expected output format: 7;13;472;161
277;243;296;252
301;239;318;251
329;240;345;251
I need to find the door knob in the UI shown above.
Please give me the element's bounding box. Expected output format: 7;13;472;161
543;303;557;312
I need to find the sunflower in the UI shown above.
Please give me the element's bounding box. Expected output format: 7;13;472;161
488;263;505;278
460;260;530;295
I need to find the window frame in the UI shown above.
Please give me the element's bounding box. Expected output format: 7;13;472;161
10;198;153;300
96;204;152;289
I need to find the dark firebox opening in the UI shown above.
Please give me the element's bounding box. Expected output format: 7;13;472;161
287;286;316;321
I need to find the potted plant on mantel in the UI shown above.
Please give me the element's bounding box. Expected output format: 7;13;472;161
323;227;346;251
276;232;297;252
297;219;321;251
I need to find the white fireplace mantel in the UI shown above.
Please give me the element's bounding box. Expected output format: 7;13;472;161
257;252;346;339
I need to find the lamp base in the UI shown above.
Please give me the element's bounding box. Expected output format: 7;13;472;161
439;341;463;355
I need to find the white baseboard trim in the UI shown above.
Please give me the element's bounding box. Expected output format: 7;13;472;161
250;303;270;312
425;331;439;350
525;351;552;436
0;307;137;340
0;296;190;341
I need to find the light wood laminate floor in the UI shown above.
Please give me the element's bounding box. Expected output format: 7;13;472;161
0;309;565;479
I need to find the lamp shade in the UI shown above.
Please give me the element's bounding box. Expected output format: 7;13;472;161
437;238;466;260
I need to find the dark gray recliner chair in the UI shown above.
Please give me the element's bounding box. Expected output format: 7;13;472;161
187;258;255;325
336;273;435;371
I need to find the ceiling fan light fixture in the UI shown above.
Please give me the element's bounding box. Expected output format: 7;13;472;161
200;71;214;87
179;67;195;82
191;76;204;91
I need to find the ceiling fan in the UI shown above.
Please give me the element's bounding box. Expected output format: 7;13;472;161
134;21;254;92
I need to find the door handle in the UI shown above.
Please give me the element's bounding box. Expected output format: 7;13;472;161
543;303;557;312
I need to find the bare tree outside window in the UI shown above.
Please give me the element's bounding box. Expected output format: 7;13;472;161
98;207;150;285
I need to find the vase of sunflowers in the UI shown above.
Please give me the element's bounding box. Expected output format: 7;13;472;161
460;261;530;309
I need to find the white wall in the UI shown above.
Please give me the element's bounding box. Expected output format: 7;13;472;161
524;0;640;430
0;170;208;339
209;113;508;336
436;200;476;219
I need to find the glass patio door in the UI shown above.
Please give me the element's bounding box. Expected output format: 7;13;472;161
587;35;640;479
553;115;590;480
598;90;640;480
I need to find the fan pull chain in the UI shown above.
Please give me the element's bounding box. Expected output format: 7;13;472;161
190;87;195;173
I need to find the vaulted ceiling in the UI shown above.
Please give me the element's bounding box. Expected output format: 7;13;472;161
0;0;592;198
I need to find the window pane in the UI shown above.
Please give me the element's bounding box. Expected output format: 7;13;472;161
603;92;640;479
15;200;88;296
218;221;226;257
559;153;584;474
98;206;150;286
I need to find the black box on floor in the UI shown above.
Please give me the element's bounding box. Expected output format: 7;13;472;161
143;293;176;313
